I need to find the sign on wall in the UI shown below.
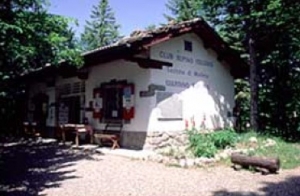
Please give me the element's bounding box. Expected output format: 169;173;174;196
158;50;213;90
152;48;215;121
58;103;69;125
156;92;183;120
122;84;135;120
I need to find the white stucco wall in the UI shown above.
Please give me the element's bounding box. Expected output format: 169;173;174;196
85;60;151;132
148;33;235;132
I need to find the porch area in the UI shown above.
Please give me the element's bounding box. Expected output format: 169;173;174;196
22;120;149;150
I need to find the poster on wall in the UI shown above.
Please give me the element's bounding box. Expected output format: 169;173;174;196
94;95;102;113
58;103;69;125
93;88;103;119
123;86;132;110
122;84;134;120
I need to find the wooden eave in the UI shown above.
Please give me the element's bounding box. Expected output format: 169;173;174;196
125;21;248;78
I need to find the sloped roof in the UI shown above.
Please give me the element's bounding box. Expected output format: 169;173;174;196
23;18;247;80
83;18;247;78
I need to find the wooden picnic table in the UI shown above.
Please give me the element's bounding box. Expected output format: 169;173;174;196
61;124;93;146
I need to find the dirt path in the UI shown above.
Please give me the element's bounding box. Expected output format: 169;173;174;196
1;140;300;196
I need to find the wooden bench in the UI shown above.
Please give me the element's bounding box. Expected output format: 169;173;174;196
23;122;40;137
94;122;123;149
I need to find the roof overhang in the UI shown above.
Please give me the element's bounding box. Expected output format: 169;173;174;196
22;18;248;81
79;18;248;78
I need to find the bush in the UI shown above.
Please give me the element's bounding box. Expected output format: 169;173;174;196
187;128;238;158
187;131;217;158
193;139;218;158
210;128;238;149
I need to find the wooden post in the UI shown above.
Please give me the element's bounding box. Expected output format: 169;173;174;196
75;130;79;147
32;122;37;136
23;122;29;135
61;126;66;145
84;125;94;144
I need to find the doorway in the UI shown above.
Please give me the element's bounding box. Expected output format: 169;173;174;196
32;93;49;134
103;85;123;121
60;96;81;124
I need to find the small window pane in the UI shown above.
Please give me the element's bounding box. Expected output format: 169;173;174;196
184;40;193;52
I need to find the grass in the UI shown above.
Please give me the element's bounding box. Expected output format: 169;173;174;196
168;129;300;170
236;132;300;169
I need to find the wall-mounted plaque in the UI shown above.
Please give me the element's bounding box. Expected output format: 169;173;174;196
156;92;183;121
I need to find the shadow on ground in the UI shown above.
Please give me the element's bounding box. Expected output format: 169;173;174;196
213;176;300;196
0;137;100;196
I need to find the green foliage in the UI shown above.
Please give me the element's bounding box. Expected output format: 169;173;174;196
164;0;202;22
81;0;121;51
187;128;238;158
255;140;300;169
210;128;238;149
237;132;300;169
234;79;250;132
0;0;82;82
194;0;300;139
193;140;217;158
188;131;217;158
0;0;83;84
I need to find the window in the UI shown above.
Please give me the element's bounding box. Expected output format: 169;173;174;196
99;81;135;122
184;40;193;52
58;81;85;96
57;81;85;124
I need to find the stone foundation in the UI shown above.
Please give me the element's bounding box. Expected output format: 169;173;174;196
119;130;189;151
143;131;188;151
120;131;147;150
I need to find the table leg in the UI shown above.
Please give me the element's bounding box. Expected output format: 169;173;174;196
62;129;66;144
90;132;94;144
32;126;36;135
112;139;120;150
75;131;79;147
24;126;29;135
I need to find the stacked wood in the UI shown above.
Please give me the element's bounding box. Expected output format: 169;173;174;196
231;153;280;173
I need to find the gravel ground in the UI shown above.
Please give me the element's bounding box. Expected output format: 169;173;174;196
41;155;300;196
1;140;300;196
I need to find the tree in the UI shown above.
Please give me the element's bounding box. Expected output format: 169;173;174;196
0;0;82;134
164;0;202;22
196;0;300;136
81;0;120;51
0;0;81;83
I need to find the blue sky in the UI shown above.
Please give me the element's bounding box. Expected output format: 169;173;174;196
49;0;169;37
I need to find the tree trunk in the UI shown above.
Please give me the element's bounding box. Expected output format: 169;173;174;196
231;153;280;173
249;37;259;131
